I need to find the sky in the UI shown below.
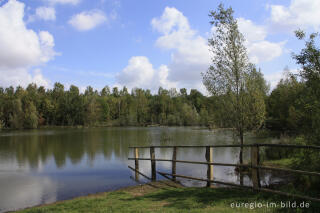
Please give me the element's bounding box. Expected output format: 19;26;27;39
1;0;319;94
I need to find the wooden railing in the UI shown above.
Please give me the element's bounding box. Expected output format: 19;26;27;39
128;144;320;202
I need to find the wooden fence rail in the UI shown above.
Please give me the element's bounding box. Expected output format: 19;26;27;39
127;158;320;177
128;144;320;202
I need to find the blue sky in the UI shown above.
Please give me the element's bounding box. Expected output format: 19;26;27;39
1;0;319;93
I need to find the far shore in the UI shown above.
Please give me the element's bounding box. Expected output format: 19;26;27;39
1;124;237;131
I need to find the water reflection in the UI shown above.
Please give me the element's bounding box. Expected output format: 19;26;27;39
0;127;277;212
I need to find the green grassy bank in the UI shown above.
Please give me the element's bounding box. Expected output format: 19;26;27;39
15;181;319;213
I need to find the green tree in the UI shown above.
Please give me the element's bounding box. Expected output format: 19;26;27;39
84;86;100;126
23;100;38;129
266;71;303;132
66;85;84;125
188;89;204;113
293;30;320;144
9;99;24;129
180;88;187;97
100;86;110;97
202;4;266;164
199;107;209;126
51;82;65;125
287;30;320;190
181;103;198;125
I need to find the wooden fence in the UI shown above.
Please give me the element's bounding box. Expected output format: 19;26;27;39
128;144;320;202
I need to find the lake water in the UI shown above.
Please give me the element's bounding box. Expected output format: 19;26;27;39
0;127;280;212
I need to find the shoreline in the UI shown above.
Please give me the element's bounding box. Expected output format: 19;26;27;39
12;180;317;213
1;125;211;131
12;180;182;213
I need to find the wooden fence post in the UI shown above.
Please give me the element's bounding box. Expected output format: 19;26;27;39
251;144;261;189
134;147;139;181
150;147;156;181
205;146;213;187
172;146;177;181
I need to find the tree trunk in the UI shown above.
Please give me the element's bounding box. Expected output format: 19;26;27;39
239;128;243;165
118;101;120;119
239;128;244;186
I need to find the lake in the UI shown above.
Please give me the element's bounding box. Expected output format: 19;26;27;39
0;127;280;212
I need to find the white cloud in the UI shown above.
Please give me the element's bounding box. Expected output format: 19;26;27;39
265;68;299;89
39;31;57;62
0;68;50;88
35;7;56;21
116;56;176;91
237;18;285;64
118;56;154;88
151;7;210;93
0;0;56;87
151;7;190;35
47;0;80;5
248;41;285;64
237;18;267;42
269;0;320;31
264;72;283;89
116;8;287;94
31;69;50;87
116;7;215;94
69;10;107;31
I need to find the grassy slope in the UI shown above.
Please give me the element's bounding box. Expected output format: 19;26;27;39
16;181;319;213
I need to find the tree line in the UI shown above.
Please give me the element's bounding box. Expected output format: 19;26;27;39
0;68;274;133
0;83;241;129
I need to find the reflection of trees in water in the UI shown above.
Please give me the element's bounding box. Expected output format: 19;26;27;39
0;128;153;169
0;127;266;169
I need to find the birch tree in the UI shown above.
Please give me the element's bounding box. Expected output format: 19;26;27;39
203;4;266;164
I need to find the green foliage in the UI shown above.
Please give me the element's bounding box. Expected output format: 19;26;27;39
199;108;209;126
242;66;268;130
266;69;304;132
181;103;199;125
0;83;218;129
9;99;24;129
23;100;38;129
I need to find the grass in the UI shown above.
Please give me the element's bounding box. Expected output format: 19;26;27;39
262;158;295;168
15;181;320;213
